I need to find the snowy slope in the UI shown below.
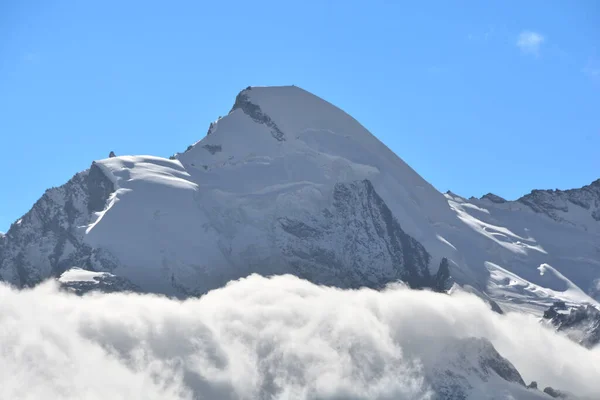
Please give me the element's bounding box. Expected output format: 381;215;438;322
440;191;600;315
0;85;598;311
0;86;456;295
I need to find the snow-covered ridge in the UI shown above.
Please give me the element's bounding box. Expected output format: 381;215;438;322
0;85;598;313
444;186;600;315
517;179;600;226
0;86;454;296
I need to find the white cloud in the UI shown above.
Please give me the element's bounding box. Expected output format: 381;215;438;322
517;31;545;56
1;275;599;399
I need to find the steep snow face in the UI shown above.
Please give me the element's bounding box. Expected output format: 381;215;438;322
178;86;456;252
0;86;455;295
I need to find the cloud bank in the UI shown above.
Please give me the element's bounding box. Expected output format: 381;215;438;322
1;274;599;399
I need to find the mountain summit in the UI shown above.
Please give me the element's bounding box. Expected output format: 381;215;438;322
1;86;599;310
0;86;453;295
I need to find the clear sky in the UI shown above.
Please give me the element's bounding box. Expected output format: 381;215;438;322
1;0;599;232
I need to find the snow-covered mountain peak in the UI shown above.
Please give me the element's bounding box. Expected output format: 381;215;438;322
1;85;599;315
227;85;368;141
177;85;455;240
0;85;458;295
180;84;400;163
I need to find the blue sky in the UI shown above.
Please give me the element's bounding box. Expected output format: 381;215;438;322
1;0;599;232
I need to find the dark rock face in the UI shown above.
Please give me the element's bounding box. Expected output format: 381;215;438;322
543;303;600;348
276;179;436;289
553;300;567;310
543;386;569;398
434;257;452;292
230;89;286;141
0;163;117;287
87;163;114;213
527;381;538;389
206;121;215;136
481;193;507;204
518;179;600;222
202;144;222;154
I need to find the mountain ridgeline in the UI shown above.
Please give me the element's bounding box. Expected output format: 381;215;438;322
0;85;598;305
0;168;450;293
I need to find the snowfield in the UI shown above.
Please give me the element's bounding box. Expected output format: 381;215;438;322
59;267;112;283
442;191;600;315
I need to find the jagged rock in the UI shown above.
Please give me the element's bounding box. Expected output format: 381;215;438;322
553;300;567;310
276;179;433;289
543;386;569;398
206;121;216;136
543;303;600;348
481;193;507;203
518;179;600;223
0;163;116;287
544;306;558;319
230;88;286;141
433;257;452;292
528;381;538;389
108;151;116;158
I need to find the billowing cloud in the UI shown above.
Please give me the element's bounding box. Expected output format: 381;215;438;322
1;275;599;399
517;31;545;56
